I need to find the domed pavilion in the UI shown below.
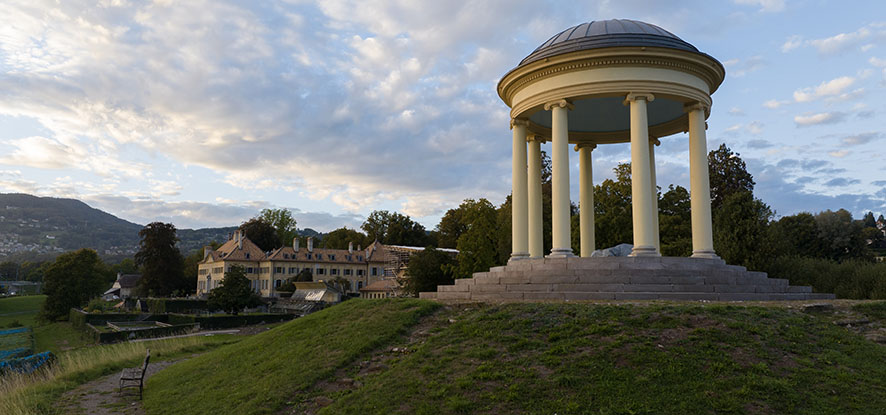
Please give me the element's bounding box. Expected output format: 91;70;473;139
421;20;834;302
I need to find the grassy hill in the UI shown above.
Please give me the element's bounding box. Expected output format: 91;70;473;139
144;299;886;415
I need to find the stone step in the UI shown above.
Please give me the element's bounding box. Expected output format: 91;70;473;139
465;291;825;302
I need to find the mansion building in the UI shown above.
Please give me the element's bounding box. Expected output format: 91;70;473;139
197;230;389;297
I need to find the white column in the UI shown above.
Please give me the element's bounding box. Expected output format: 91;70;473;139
686;103;718;259
649;138;661;254
576;143;596;257
527;135;544;258
544;99;574;258
625;93;659;257
510;119;530;261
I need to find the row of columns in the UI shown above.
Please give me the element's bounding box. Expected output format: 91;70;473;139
509;94;718;261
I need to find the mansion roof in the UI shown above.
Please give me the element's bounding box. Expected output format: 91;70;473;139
201;232;389;265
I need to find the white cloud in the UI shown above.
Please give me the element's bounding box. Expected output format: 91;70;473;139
828;150;850;158
841;132;882;146
794;112;846;126
809;26;871;55
733;0;786;13
781;35;803;52
792;76;855;102
763;99;789;109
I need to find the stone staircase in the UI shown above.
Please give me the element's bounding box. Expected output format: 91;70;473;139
419;256;835;302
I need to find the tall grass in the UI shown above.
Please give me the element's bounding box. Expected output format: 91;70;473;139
0;335;232;415
765;256;886;299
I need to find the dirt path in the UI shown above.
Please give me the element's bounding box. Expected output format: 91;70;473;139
56;358;188;415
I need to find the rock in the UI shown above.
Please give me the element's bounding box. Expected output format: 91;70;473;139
590;243;633;257
314;396;333;407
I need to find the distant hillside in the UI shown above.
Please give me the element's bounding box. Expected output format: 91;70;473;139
144;300;886;415
0;193;322;262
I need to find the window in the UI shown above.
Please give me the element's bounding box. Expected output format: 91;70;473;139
357;281;364;290
284;254;289;259
275;267;284;274
275;279;282;287
262;280;268;289
357;269;364;276
213;267;223;274
289;267;297;274
260;267;270;274
316;268;326;275
199;281;205;290
371;267;378;276
346;255;352;261
330;268;338;276
357;255;363;261
245;253;250;259
306;253;312;260
344;269;352;276
199;269;208;275
317;254;323;260
329;254;335;261
246;267;254;274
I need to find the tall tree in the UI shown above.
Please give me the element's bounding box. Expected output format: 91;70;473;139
207;265;260;315
712;192;774;270
454;199;499;278
769;212;822;258
594;163;633;249
862;211;877;228
658;185;692;257
39;249;107;321
436;206;469;249
135;222;186;297
361;210;428;246
239;218;281;252
814;209;870;261
259;208;298;246
0;261;19;279
404;247;454;295
708;144;755;209
321;227;368;250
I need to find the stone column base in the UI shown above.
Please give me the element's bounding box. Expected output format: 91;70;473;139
547;249;575;258
629;245;660;257
508;252;530;263
691;250;720;259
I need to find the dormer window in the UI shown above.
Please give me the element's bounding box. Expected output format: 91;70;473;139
317;254;323;260
357;255;363;261
306;253;312;260
329;254;335;261
245;253;250;259
284;254;289;259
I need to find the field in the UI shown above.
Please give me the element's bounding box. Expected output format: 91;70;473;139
143;299;886;415
0;296;89;353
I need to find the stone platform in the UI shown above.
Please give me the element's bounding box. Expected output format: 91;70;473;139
419;256;835;302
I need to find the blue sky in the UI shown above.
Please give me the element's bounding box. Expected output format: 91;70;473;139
0;0;883;231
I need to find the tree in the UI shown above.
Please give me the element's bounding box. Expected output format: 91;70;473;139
769;213;822;258
207;265;260;314
259;208;298;247
814;209;870;261
712;192;774;270
39;249;107;321
594;163;633;249
294;268;313;282
658;185;692;257
321;227;368;250
329;277;351;294
361;210;428;246
436;206;469;249
239;218;281;252
862;211;877;228
454;199;499;278
135;222;187;297
0;261;18;280
708;144;755;210
404;247;455;295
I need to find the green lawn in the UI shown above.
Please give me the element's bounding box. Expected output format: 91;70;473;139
0;295;45;328
0;295;90;353
144;299;886;415
144;299;440;415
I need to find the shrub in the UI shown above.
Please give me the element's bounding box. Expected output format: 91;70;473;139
764;256;886;299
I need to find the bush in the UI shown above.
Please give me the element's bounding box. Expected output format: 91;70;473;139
4;320;23;329
84;298;117;313
764;256;886;299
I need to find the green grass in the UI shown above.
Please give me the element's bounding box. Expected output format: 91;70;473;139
0;296;45;328
0;295;90;353
1;334;240;415
144;299;440;415
144;299;886;415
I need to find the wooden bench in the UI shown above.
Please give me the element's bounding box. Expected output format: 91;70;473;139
119;348;150;399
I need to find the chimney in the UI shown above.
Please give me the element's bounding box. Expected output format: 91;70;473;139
348;242;353;254
307;237;313;252
237;231;243;249
293;237;300;252
203;246;212;260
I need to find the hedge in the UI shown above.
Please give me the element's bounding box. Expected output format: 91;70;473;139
85;323;200;344
167;313;296;330
144;298;210;314
69;308;165;329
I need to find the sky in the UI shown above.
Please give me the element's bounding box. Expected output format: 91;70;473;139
0;0;884;232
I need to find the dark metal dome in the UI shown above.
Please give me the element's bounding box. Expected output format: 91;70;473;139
520;19;699;66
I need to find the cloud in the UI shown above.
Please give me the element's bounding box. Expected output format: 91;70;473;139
823;178;860;187
723;55;765;77
728;107;745;116
746;139;774;149
781;35;803;52
809;26;872;55
872;180;886;187
733;0;786;13
763;99;789;109
792;76;856;102
828;150;850;158
794;112;846;126
841;132;882;146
